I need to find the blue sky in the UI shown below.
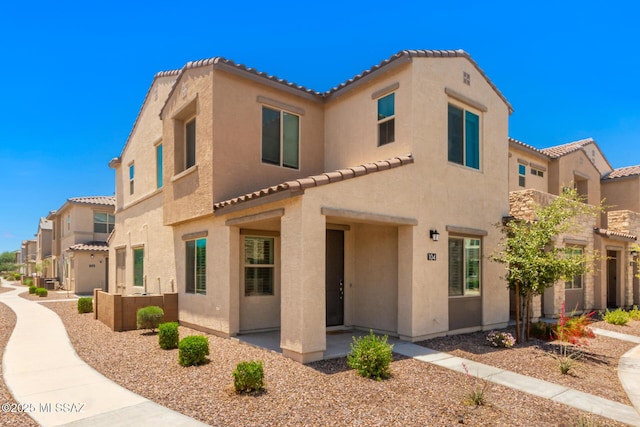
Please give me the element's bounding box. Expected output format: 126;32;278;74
1;1;639;253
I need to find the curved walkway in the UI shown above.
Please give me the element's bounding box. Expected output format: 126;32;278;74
3;278;640;426
0;280;208;427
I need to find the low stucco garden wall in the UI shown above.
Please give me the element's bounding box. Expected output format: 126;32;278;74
94;289;178;331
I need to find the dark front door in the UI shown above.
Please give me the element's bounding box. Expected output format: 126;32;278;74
607;251;617;307
326;230;344;326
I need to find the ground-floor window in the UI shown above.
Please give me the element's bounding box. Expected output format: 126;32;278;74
116;248;126;289
244;236;274;296
565;247;584;289
133;247;144;287
448;237;481;296
186;238;206;295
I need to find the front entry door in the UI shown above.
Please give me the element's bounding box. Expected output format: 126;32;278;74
607;251;617;307
326;230;344;326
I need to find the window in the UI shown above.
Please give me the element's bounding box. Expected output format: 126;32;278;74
531;167;544;177
186;238;206;295
377;93;395;146
185;118;196;169
244;236;274;296
115;248;125;290
93;212;115;234
129;163;135;195
133;247;144;287
565;247;584;290
156;143;163;188
449;237;481;297
448;104;480;169
261;106;299;169
518;164;526;187
67;215;70;231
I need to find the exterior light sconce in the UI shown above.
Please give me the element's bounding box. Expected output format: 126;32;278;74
631;250;638;259
430;229;440;242
90;253;94;259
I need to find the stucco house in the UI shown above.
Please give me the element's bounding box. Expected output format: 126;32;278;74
48;196;115;294
35;217;53;278
508;137;639;318
20;239;37;277
109;49;513;362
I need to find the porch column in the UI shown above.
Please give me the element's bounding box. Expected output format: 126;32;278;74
397;225;414;339
280;201;326;363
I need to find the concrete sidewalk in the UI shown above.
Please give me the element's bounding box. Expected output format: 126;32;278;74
0;280;208;427
394;336;640;426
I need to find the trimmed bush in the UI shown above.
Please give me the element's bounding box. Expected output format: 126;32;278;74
136;306;164;332
158;322;179;350
35;287;48;297
603;308;630;326
178;335;209;366
347;330;393;380
233;360;264;393
24;278;34;286
28;285;37;294
77;297;93;314
629;306;640;321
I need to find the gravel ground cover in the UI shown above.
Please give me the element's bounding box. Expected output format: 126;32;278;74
419;324;638;405
17;300;628;426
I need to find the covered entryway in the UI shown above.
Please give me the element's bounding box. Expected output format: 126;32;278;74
326;229;344;326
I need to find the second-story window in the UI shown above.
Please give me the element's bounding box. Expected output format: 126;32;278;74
377;93;395;146
185;118;196;170
262;106;299;169
518;164;526;187
94;213;115;234
448;104;480;169
129;163;135;195
156;143;163;189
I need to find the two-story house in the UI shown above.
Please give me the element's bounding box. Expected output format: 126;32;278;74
111;50;513;363
21;239;37;277
48;196;115;294
35;217;53;278
508;137;639;318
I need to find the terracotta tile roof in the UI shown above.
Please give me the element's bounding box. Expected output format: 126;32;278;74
213;154;414;211
160;50;512;116
594;227;637;241
67;241;109;252
508;137;548;156
540;138;595;159
603;165;640;180
68;196;116;206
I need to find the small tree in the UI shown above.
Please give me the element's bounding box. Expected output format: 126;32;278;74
492;187;600;343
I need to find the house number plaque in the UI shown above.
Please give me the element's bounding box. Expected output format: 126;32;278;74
427;253;437;261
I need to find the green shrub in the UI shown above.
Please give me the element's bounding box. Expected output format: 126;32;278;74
13;272;21;281
603;308;630;326
178;335;209;366
158;322;179;350
77;297;93;314
24;278;34;286
629;306;640;321
35;287;48;297
232;360;264;393
28;285;37;294
136;306;164;332
347;330;393;380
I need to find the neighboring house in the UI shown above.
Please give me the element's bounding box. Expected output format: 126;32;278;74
48;196;116;294
35;217;53;277
21;239;37;276
110;49;513;362
508;137;639;318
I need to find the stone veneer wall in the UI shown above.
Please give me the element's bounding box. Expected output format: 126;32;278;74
509;190;597;317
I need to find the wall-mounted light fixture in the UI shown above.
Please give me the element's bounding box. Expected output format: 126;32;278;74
90;253;94;259
430;229;440;242
631;249;638;259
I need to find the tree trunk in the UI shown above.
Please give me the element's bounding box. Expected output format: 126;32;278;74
514;283;521;343
525;295;531;341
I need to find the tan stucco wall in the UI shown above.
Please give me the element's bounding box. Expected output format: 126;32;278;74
110;75;176;296
548;150;602;212
71;251;107;294
508;145;549;193
602;177;640;215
